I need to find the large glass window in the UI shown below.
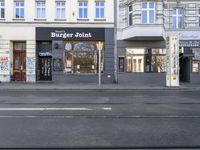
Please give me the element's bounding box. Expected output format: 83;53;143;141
56;1;65;19
151;49;166;73
141;1;155;24
192;48;200;73
128;4;133;26
126;49;146;72
172;8;184;29
126;48;166;73
36;1;45;19
15;1;24;19
95;1;105;19
0;0;5;19
79;1;88;19
64;42;104;74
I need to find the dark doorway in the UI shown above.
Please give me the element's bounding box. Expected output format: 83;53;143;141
119;57;125;72
180;55;191;82
37;41;52;81
13;42;26;81
39;57;52;81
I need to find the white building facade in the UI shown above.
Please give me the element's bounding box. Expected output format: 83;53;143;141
0;0;115;83
117;0;200;85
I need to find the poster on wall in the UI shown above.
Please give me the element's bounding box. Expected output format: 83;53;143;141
166;34;180;87
26;57;36;75
53;58;63;71
0;55;9;75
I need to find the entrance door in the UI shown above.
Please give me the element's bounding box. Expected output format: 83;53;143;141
13;51;26;81
180;56;191;82
39;57;52;81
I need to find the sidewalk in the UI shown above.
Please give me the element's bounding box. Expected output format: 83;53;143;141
0;82;199;90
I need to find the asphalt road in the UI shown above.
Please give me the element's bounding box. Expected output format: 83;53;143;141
0;90;200;149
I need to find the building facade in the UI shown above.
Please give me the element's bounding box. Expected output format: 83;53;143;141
0;0;115;83
117;0;200;85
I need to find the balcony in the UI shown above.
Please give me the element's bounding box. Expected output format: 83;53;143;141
118;24;166;41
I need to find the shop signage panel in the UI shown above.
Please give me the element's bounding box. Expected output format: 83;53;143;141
166;34;180;87
179;40;200;47
36;28;105;41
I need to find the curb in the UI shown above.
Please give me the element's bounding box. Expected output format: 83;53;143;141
0;87;199;91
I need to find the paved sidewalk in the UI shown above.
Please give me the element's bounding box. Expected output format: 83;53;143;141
0;82;199;90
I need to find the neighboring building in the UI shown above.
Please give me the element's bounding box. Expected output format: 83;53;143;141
165;0;200;84
117;0;166;86
117;0;200;85
0;0;115;83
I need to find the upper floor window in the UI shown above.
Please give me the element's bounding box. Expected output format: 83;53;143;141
78;1;88;19
141;1;155;24
15;1;24;19
199;8;200;27
0;0;5;19
95;1;105;19
128;4;133;26
172;8;184;29
56;1;65;19
36;1;45;19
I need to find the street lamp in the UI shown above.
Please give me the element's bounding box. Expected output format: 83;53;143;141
96;41;104;88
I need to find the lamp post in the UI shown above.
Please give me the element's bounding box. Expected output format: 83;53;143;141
96;41;104;88
114;0;118;83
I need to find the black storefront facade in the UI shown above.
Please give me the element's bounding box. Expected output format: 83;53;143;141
36;27;114;83
179;40;200;84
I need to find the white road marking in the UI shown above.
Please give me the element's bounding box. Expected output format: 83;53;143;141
0;107;113;111
0;115;199;119
0;108;92;111
102;107;112;110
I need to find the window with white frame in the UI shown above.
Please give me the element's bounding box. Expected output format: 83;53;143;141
199;8;200;27
141;1;155;24
56;1;65;19
0;0;5;19
36;1;45;19
95;1;105;19
128;4;133;26
78;1;88;19
15;1;24;19
172;8;184;29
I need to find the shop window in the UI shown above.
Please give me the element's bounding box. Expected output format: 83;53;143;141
151;49;166;73
192;48;200;73
192;61;199;73
126;49;145;72
126;48;166;73
64;42;104;74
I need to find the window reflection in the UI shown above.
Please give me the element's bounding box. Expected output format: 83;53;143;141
64;42;104;74
126;48;166;73
192;48;200;73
